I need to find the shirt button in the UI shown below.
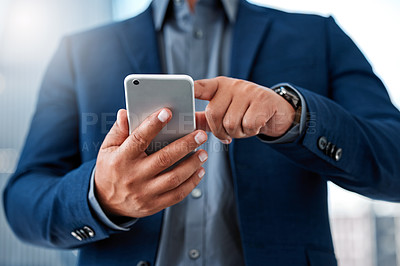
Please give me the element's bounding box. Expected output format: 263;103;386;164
189;249;200;260
174;0;183;6
194;29;203;39
191;188;202;199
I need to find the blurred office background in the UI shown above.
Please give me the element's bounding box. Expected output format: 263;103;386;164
0;0;399;265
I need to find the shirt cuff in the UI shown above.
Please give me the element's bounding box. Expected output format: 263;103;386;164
257;83;307;144
88;166;138;231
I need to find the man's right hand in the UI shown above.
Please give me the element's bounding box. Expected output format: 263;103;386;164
94;108;208;218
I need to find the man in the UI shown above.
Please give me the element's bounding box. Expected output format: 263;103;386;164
4;0;400;265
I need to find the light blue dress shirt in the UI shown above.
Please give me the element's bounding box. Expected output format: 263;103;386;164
88;0;307;265
153;1;245;264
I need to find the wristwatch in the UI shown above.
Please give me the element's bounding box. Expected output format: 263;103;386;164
272;84;302;125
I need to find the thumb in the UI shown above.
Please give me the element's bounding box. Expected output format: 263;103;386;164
101;109;130;148
195;111;211;132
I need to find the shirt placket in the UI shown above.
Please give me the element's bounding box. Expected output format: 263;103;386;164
182;9;207;266
188;11;206;80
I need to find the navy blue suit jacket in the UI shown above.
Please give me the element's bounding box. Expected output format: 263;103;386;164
4;1;400;265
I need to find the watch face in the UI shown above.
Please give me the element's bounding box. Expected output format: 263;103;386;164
274;86;287;96
273;84;301;110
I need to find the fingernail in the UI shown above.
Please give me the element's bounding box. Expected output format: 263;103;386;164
195;132;207;145
158;109;170;122
221;137;232;144
198;168;205;178
116;110;122;124
198;152;208;162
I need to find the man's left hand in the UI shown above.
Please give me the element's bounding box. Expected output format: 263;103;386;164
195;76;295;143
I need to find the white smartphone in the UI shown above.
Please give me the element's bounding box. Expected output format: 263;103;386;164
124;74;196;155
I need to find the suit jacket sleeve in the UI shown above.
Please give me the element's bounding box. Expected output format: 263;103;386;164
269;17;400;201
3;37;119;248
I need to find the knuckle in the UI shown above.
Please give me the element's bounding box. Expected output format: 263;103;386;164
215;76;225;82
223;118;236;132
132;194;150;213
205;104;215;117
232;79;243;88
206;106;224;133
174;190;186;202
205;105;220;121
156;151;173;168
167;172;181;188
257;88;269;100
242;84;254;94
255;120;267;132
131;131;148;150
131;192;143;204
242;119;255;132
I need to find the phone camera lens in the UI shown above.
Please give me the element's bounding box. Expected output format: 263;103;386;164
133;79;140;85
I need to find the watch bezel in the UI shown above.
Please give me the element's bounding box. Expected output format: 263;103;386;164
272;84;302;124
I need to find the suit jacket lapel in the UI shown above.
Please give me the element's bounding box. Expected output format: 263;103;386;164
230;1;272;80
116;7;162;74
117;2;271;78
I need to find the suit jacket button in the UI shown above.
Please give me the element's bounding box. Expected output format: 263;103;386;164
328;144;336;158
136;261;150;266
334;148;343;161
71;231;82;241
324;142;332;156
79;229;88;239
318;136;328;151
83;226;95;238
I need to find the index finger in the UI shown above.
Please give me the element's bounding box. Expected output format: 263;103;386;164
194;78;220;101
119;108;172;158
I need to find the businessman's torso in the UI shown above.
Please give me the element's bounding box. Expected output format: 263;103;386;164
73;2;336;265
